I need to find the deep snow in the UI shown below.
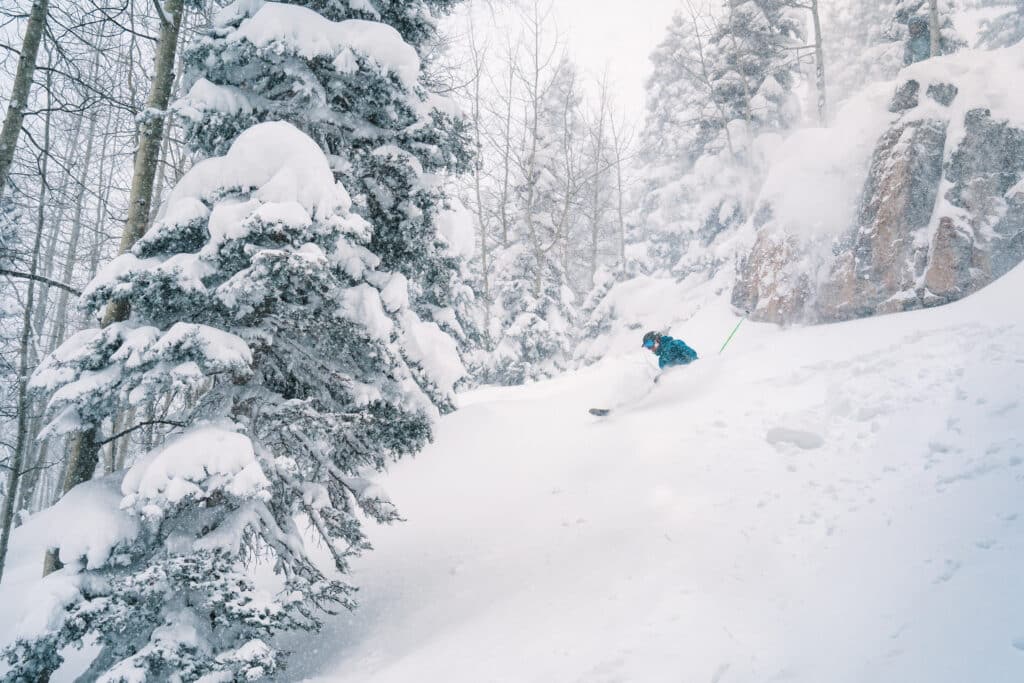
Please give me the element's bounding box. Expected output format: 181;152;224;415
3;266;1024;681
287;266;1024;682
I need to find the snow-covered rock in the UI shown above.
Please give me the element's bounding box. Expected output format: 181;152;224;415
734;43;1024;324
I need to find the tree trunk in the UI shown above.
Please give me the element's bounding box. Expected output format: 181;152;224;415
810;0;828;125
498;53;515;249
49;112;98;347
0;0;49;198
29;118;85;349
467;22;492;348
609;117;627;271
44;0;186;577
0;58;53;583
105;0;185;323
928;0;941;57
588;81;608;288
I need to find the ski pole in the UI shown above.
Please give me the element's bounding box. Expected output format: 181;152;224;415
718;311;749;354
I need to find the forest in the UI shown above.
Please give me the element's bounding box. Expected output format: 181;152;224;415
1;0;1023;680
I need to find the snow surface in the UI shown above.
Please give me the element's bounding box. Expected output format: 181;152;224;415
278;265;1024;682
4;267;1024;681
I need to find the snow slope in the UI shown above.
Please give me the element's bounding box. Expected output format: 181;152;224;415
283;266;1024;682
2;267;1023;681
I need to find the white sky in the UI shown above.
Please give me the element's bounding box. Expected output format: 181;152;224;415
549;0;681;118
444;0;683;122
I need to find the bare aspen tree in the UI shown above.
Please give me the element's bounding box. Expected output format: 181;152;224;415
609;114;633;270
587;74;609;288
0;0;50;197
0;51;53;583
496;41;518;248
465;14;493;344
808;0;827;124
45;0;186;577
789;0;828;125
513;0;562;297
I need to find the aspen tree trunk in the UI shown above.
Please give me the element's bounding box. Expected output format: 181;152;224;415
49;112;99;347
0;0;49;198
30;112;86;345
467;21;492;346
498;52;516;248
105;0;185;323
45;0;186;577
609;117;627;270
929;0;941;56
0;59;53;583
588;80;608;288
809;0;828;125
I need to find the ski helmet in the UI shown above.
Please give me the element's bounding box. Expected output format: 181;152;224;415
642;331;661;349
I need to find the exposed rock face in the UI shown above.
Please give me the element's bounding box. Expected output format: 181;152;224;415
734;67;1024;326
890;79;921;112
822;117;947;319
943;108;1024;281
732;208;812;321
926;82;958;106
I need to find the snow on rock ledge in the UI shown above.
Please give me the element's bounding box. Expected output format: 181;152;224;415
733;43;1024;324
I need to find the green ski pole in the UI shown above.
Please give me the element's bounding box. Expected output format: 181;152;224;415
719;311;749;354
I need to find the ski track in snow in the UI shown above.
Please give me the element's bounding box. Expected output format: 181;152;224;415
275;269;1024;682
2;271;1023;682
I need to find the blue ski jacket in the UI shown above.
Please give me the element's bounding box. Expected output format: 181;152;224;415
656;336;698;369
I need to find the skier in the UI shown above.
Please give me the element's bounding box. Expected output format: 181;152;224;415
642;330;698;369
588;331;699;416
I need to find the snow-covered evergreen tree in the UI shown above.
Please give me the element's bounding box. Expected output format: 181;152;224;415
632;0;798;280
977;0;1024;49
893;0;965;64
710;0;804;134
576;264;621;344
177;0;474;361
488;244;576;385
482;58;581;384
2;122;463;680
819;0;905;104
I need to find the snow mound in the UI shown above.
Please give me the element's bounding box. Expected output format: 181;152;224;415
162;121;354;224
279;262;1024;683
121;425;269;511
227;2;420;89
29;474;141;571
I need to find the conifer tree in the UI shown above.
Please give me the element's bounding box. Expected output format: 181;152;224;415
178;0;474;359
2;120;463;680
977;0;1024;49
484;57;581;384
488;245;576;384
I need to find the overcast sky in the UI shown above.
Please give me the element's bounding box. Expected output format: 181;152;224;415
549;0;681;118
445;0;682;122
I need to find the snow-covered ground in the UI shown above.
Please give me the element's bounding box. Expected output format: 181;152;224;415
285;266;1024;682
4;266;1024;681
